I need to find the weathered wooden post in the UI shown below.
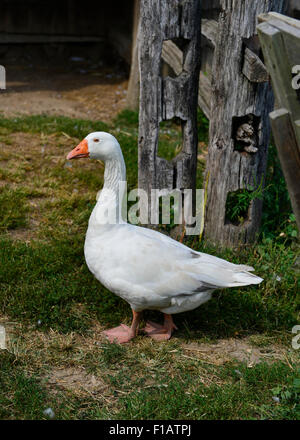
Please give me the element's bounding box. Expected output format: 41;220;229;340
258;12;300;231
126;0;140;110
138;0;201;224
204;0;287;247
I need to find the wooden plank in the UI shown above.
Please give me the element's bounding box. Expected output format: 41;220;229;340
258;15;300;68
270;109;300;231
257;21;300;128
160;18;215;118
126;0;140;110
259;11;300;29
294;120;300;154
201;19;218;47
161;40;183;76
161;39;212;119
258;12;300;230
242;47;269;83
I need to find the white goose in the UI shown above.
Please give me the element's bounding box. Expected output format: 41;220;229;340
67;132;263;343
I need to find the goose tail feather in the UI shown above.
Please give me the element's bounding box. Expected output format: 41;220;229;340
232;271;263;286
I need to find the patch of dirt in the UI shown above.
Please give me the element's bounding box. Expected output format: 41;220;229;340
47;367;107;395
0;62;128;122
1;316;296;406
8;225;38;243
182;338;286;367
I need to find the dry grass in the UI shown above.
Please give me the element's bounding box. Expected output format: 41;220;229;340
0;112;298;419
1;316;298;419
0;130;102;242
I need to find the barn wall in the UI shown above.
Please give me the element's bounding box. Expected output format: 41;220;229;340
0;0;134;63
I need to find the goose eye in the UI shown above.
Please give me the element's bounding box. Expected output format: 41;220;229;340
94;138;100;142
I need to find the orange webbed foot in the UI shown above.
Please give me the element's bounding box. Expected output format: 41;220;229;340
102;324;136;344
143;317;177;341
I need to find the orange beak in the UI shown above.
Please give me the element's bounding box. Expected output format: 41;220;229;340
67;139;89;160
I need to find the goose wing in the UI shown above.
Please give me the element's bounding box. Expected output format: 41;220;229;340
86;224;262;309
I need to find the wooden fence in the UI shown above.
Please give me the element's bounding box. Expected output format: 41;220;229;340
131;0;288;246
258;12;300;230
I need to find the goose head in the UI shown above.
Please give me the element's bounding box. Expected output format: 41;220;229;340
66;132;122;161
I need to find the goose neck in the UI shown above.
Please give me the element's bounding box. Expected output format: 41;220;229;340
103;156;126;192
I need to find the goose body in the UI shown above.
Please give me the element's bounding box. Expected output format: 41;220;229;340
67;132;263;343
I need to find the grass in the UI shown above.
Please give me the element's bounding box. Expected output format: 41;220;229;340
0;335;298;420
0;235;298;336
0;186;29;230
0;351;49;420
114;362;299;420
0;114;108;139
0;109;299;420
225;179;264;226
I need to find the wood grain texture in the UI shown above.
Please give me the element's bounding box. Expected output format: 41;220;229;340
126;0;141;110
158;18;217;120
270;109;300;231
204;0;287;247
258;14;300;141
258;12;300;231
161;39;212;119
201;19;218;47
242;47;269;83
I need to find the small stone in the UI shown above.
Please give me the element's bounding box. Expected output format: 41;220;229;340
43;407;55;419
0;325;6;350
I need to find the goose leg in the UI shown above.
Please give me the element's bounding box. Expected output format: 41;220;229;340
102;310;142;344
144;314;178;341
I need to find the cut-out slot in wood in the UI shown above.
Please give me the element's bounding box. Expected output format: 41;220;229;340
243;35;264;61
225;190;253;226
161;38;190;78
157;118;184;161
242;35;269;83
232;114;260;153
